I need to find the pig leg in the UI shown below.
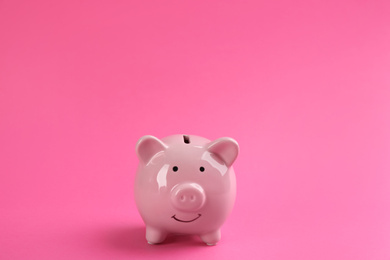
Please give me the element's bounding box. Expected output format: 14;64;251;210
200;229;221;246
145;226;167;244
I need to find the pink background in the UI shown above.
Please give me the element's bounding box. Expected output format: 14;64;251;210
1;0;390;259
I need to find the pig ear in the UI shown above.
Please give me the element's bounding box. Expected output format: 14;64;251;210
207;137;239;167
136;135;167;164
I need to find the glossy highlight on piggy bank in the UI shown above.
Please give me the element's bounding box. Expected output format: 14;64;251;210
134;134;239;245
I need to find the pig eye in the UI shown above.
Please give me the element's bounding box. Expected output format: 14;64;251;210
172;166;178;172
199;166;205;172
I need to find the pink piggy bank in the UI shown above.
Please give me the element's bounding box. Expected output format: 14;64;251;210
134;134;239;245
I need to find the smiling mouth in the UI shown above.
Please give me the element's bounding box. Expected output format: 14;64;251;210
172;214;202;223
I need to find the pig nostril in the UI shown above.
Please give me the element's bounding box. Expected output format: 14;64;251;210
190;195;195;201
180;195;185;201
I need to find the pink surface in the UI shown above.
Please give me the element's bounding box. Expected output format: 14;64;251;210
1;0;390;259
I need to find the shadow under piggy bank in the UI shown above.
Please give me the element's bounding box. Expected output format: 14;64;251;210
99;224;210;257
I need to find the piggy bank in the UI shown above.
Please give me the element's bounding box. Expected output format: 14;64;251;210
134;134;239;245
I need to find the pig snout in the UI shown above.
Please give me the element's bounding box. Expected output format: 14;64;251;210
171;183;206;212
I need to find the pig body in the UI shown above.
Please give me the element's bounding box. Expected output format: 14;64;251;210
134;134;239;245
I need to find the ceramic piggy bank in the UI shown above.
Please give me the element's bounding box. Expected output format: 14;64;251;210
134;134;239;245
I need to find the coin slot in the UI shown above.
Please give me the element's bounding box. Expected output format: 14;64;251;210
183;135;190;144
